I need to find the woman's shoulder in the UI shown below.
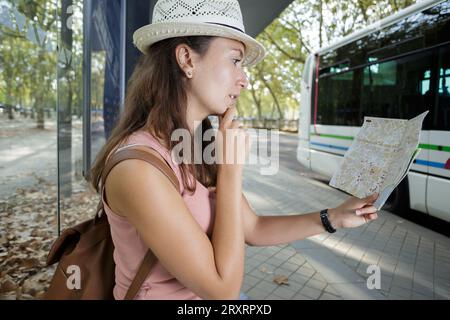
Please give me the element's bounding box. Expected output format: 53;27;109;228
126;129;169;153
120;129;184;190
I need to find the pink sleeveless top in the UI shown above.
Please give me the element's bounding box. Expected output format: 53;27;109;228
103;130;217;300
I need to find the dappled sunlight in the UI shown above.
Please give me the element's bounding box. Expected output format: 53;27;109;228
0;146;36;162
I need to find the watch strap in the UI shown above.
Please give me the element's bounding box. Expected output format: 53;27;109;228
320;209;336;233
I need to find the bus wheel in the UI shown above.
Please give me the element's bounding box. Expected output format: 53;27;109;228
383;178;409;214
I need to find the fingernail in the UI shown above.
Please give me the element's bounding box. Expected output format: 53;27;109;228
356;210;361;215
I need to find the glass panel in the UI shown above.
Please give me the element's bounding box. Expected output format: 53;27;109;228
89;0;123;164
361;50;434;120
317;70;361;126
0;0;58;299
57;0;89;233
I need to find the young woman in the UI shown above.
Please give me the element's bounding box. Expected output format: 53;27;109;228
90;0;379;300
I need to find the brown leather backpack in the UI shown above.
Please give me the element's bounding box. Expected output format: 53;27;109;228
44;145;180;300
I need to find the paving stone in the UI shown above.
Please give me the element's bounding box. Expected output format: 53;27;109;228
266;257;286;268
272;286;297;299
249;268;269;280
296;266;316;278
279;261;300;272
411;291;434;300
305;278;327;291
434;286;450;299
319;292;341;300
292;292;313;300
412;283;434;297
388;293;409;300
253;280;278;294
241;282;252;293
243;274;261;287
312;272;328;283
299;286;322;299
391;277;413;290
323;284;340;296
289;273;310;286
287;254;306;266
247;287;271;300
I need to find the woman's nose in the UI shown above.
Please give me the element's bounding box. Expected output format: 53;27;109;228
238;71;249;89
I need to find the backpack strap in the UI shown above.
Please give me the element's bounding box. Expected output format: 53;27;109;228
99;144;180;300
101;145;180;193
124;250;157;300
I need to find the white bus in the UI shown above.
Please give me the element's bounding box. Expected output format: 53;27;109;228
297;0;450;222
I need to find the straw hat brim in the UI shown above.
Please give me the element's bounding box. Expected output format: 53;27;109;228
133;22;266;67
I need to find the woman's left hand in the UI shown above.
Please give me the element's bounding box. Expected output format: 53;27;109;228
329;193;379;229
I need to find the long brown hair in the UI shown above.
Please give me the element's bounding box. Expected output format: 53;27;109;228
90;36;218;194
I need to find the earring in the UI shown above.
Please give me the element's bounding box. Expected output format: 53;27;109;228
186;71;192;78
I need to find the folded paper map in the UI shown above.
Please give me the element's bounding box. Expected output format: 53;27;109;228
329;111;429;210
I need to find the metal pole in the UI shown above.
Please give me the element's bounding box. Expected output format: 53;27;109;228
82;0;92;180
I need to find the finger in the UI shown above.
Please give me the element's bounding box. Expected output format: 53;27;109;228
355;205;378;215
364;193;379;202
356;193;378;207
365;212;378;221
219;107;236;128
230;120;241;129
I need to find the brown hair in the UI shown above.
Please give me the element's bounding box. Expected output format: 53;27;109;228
90;36;218;194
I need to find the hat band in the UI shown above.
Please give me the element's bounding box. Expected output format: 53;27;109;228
205;22;244;33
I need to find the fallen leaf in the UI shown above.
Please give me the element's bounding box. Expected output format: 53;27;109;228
259;266;273;274
0;179;100;300
273;274;289;286
0;277;18;293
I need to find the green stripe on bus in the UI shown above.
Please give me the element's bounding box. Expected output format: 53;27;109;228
419;144;450;152
311;132;450;152
310;133;354;140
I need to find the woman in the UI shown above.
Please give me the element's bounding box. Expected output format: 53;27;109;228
90;0;379;300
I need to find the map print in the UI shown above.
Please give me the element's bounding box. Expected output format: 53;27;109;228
329;111;429;210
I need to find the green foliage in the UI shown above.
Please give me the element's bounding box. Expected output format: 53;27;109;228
0;0;83;127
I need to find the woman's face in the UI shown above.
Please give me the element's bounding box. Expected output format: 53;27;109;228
187;37;249;117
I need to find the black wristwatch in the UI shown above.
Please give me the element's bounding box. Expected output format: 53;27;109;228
320;209;336;233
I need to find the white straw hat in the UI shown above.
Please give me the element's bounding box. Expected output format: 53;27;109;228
132;0;267;67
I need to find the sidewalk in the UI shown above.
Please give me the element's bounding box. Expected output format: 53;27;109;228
240;158;450;300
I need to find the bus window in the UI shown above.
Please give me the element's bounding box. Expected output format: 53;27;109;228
435;45;450;130
317;70;360;126
361;50;434;121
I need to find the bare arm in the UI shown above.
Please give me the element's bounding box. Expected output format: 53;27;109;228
242;193;379;247
241;194;324;246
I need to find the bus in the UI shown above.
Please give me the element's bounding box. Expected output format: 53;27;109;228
297;0;450;222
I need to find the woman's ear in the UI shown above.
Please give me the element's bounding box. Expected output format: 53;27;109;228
175;44;195;78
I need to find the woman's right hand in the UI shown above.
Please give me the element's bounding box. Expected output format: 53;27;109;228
216;107;251;174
